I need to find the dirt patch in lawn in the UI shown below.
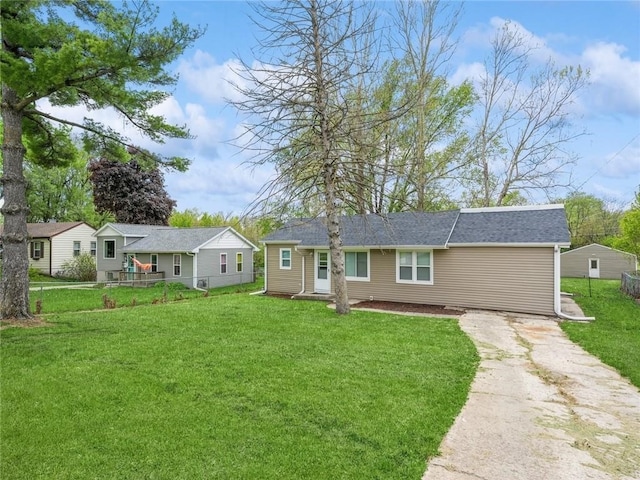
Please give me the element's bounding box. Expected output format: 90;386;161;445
0;316;53;330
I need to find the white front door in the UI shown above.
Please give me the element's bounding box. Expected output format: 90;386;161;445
588;258;600;278
315;250;331;293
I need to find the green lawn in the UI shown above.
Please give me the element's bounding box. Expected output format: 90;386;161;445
1;293;478;479
29;279;264;314
561;278;640;388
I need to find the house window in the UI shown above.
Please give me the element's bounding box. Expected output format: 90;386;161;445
150;254;158;273
280;248;291;269
220;253;227;274
173;254;181;276
396;250;433;284
104;240;116;259
345;251;369;281
590;259;598;269
90;241;97;257
73;241;81;257
30;241;44;260
236;252;243;273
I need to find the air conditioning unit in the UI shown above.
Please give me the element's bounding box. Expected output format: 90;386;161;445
197;279;208;288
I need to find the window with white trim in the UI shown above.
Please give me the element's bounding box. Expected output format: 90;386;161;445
31;241;44;260
73;241;81;257
150;254;158;273
396;250;433;284
90;241;97;257
104;240;116;259
173;254;181;276
220;253;228;274
236;252;243;273
280;248;291;269
345;251;369;281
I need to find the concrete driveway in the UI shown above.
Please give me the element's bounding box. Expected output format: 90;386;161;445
422;309;640;480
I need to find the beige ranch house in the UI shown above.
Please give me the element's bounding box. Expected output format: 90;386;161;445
261;204;572;316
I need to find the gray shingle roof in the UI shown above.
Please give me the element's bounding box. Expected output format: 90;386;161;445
449;207;571;244
108;223;160;237
263;210;461;247
262;205;570;247
121;227;228;253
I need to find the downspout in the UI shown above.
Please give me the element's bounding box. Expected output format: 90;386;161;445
296;250;305;295
553;244;595;321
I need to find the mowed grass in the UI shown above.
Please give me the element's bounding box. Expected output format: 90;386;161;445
561;278;640;388
1;294;478;479
28;279;264;314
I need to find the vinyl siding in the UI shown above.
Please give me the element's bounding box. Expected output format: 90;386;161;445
561;244;637;279
28;239;51;274
267;245;556;315
50;224;96;274
265;244;306;294
347;247;555;315
196;247;254;288
199;230;250;250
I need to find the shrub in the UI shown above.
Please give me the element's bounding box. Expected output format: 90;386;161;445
59;253;97;282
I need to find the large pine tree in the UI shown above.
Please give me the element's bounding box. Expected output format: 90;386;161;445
0;0;203;319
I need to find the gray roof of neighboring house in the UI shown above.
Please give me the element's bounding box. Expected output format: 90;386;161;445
261;205;570;247
107;223;161;237
121;227;229;253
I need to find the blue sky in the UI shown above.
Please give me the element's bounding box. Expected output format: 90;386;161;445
46;1;640;214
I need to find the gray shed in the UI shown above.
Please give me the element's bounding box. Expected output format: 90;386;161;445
561;244;637;279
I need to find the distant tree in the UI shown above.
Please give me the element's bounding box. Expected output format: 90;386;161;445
558;192;622;247
89;157;176;225
1;0;203;319
613;189;640;259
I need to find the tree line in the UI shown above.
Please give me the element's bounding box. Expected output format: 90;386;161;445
1;0;637;319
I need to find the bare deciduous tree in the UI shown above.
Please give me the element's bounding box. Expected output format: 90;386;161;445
231;0;380;314
465;21;589;207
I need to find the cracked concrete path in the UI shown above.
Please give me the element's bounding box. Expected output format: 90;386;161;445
422;310;640;480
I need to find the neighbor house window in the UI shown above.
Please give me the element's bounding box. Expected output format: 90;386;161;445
173;254;181;276
280;248;291;269
104;240;116;259
150;254;158;273
345;251;369;281
396;250;433;284
236;253;243;273
30;241;44;260
73;241;81;257
90;241;97;257
220;253;227;274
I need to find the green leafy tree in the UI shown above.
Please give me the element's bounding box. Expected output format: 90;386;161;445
1;0;204;319
613;189;640;260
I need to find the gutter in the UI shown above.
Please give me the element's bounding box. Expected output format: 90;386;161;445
553;244;595;321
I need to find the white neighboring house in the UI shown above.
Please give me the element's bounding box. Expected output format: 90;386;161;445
0;222;97;276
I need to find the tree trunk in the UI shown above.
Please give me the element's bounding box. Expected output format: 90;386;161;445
324;162;350;315
1;85;32;319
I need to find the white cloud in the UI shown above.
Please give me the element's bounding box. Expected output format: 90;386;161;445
601;142;640;179
579;42;640;116
177;51;248;104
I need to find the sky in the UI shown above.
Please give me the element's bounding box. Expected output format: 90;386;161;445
45;0;640;215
